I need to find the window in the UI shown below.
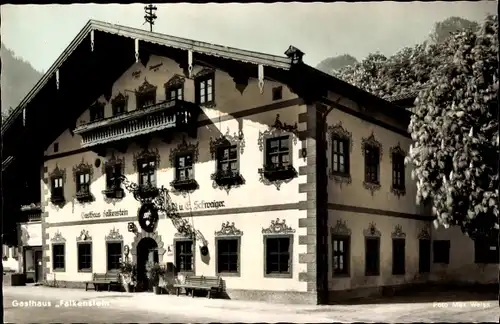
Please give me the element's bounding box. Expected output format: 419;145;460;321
264;236;292;277
106;242;122;271
166;85;183;101
392;239;406;275
53;142;59;153
272;86;282;101
216;238;240;275
137;91;156;109
76;172;91;194
266;136;290;168
175;240;194;272
365;146;380;184
138;158;156;187
195;75;214;105
433;240;450;264
392;152;405;190
331;136;350;175
418;239;431;273
217;146;238;173
89;105;104;122
112;101;126;116
51;177;64;197
52;244;65;271
77;242;92;272
474;237;498;264
175;154;194;181
332;236;350;276
105;164;123;190
365;237;380;276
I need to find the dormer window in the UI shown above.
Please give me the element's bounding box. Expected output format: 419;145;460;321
166;86;183;101
195;69;215;106
136;79;157;109
89;102;104;122
111;93;128;116
164;74;185;101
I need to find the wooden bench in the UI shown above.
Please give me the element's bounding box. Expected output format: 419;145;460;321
173;275;222;299
85;272;121;292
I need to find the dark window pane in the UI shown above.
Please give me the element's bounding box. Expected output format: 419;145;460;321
107;242;122;271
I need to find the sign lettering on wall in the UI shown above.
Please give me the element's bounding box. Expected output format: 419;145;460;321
81;209;129;219
172;200;225;212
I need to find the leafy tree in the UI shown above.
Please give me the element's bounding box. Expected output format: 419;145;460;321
316;54;358;74
429;16;479;44
407;15;498;237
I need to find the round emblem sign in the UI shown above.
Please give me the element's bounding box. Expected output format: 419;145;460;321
123;245;130;256
138;203;159;233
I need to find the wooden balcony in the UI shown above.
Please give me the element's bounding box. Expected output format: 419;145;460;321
20;203;42;222
73;99;200;148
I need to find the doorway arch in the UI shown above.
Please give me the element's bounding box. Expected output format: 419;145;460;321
131;231;166;292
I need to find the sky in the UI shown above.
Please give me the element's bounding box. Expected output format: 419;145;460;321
1;2;497;73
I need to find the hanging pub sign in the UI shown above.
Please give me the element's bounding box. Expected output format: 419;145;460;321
138;203;159;233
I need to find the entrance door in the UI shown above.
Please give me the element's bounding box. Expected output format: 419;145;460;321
34;250;43;283
136;238;159;292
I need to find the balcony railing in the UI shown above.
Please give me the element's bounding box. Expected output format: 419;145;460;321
20;203;42;222
73;99;199;148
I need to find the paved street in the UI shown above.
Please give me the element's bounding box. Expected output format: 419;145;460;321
4;292;215;323
3;285;499;323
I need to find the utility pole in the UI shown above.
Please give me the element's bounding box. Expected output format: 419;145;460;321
144;4;158;32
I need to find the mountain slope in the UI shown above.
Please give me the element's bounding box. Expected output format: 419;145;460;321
1;42;43;119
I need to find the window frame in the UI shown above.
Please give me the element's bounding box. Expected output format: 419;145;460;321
364;145;380;185
215;237;241;277
106;241;123;272
331;235;350;277
75;171;91;194
52;243;65;272
433;240;451;264
272;86;283;101
195;73;215;106
89;103;104;122
175;153;195;182
136;90;156;109
331;136;350;176
105;163;123;191
165;84;184;101
263;234;293;279
364;237;381;276
111;93;128;116
77;242;92;273
392;238;406;275
51;176;64;199
418;238;431;273
264;135;292;169
137;157;157;187
174;238;195;275
216;145;239;174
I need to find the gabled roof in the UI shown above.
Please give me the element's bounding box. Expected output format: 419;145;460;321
1;19;410;168
1;19;291;134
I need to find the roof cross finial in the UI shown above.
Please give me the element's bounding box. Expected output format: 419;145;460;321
144;4;158;32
